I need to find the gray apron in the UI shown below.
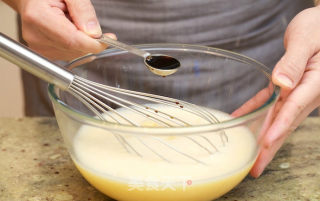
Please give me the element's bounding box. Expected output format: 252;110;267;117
21;0;313;116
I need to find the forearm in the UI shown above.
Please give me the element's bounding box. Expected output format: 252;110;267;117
2;0;22;11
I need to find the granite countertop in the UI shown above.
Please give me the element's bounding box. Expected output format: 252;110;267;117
0;117;319;201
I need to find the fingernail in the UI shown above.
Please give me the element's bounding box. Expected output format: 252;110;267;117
250;159;265;178
275;73;293;89
104;33;117;40
86;20;102;37
254;157;269;178
256;168;264;178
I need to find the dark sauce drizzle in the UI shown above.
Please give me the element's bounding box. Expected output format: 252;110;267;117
146;55;180;70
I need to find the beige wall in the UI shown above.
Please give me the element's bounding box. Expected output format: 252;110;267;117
0;2;24;117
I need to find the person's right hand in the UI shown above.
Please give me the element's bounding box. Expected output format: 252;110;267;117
16;0;116;61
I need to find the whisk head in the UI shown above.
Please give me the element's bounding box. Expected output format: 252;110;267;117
67;76;228;164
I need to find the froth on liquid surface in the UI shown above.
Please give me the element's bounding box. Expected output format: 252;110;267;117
73;104;257;201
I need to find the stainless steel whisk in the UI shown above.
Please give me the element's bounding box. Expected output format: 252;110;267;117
0;33;228;164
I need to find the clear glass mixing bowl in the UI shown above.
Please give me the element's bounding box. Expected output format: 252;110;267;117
48;44;279;201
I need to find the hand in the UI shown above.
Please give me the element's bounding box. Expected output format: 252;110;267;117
16;0;116;60
249;6;320;177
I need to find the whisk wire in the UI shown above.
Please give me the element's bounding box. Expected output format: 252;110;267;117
75;76;218;125
73;77;186;127
68;76;229;165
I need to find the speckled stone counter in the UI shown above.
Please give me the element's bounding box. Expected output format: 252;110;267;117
0;117;319;201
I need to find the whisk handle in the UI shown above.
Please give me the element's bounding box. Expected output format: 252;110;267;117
0;32;74;90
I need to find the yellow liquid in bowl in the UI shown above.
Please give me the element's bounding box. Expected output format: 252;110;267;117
75;162;253;201
72;105;257;201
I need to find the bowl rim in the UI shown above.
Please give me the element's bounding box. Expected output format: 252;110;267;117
48;43;280;135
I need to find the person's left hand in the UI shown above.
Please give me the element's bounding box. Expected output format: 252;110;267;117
234;6;320;177
251;6;320;177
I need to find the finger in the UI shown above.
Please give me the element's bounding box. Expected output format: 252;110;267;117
28;32;116;60
65;0;102;38
72;32;116;54
33;7;107;56
29;43;87;60
265;70;320;147
255;87;291;144
251;65;320;177
49;0;67;12
250;134;286;178
231;82;274;117
28;32;117;60
21;23;51;46
21;0;113;59
251;97;316;178
256;103;276;143
272;32;313;90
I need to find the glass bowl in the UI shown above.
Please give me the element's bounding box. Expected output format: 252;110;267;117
48;44;279;201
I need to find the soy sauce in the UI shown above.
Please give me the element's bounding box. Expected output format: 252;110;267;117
145;55;180;70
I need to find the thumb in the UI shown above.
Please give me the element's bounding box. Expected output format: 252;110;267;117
272;37;312;90
65;0;102;38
